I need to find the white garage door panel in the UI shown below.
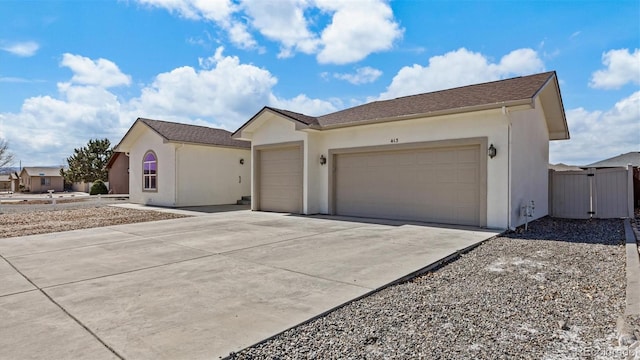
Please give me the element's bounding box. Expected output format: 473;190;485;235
259;146;302;213
335;145;481;226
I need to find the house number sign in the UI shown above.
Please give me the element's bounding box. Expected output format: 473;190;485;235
390;138;399;143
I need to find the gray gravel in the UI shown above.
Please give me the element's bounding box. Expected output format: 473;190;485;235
229;217;628;360
0;196;128;214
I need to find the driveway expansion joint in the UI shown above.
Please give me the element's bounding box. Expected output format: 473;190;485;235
218;224;372;256
0;252;126;360
42;253;219;290
0;288;38;298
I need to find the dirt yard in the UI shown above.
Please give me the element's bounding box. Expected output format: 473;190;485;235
0;205;188;238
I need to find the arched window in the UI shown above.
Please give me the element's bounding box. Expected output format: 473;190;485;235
143;151;157;191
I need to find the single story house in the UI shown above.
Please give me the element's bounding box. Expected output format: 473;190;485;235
19;167;64;193
106;151;129;194
548;163;582;172
115;118;251;207
0;173;10;191
233;71;569;230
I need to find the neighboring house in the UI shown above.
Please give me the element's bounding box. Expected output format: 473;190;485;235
233;71;569;230
106;152;129;194
19;167;64;193
9;172;19;192
584;152;640;168
0;173;10;191
115;118;251;207
549;163;582;172
585;151;640;208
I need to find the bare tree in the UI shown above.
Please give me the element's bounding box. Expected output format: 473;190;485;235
0;139;15;168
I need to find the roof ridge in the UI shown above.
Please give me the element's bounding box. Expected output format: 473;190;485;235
389;71;555;101
139;118;232;133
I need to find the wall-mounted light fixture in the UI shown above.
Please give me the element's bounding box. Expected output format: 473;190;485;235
488;144;497;159
319;154;327;165
239;158;245;165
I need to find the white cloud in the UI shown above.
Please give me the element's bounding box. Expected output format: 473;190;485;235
315;0;403;64
136;0;257;50
0;84;123;166
241;0;319;58
61;53;132;88
131;47;278;128
136;0;236;22
378;48;545;99
1;41;40;57
227;21;259;50
0;50;335;165
334;66;382;85
134;0;402;64
589;48;640;89
270;94;337;116
0;77;45;83
550;91;640;165
135;47;338;125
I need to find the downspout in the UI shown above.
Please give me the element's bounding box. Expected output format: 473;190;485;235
175;143;184;206
503;106;514;230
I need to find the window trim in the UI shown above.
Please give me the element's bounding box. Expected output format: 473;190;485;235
142;150;158;192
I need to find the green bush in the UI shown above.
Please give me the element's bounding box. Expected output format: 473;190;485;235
90;180;108;195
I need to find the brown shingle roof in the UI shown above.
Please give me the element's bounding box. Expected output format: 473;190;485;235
140;118;250;149
265;107;319;126
316;71;556;127
233;71;567;140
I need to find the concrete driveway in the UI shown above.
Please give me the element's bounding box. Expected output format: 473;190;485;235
0;210;500;359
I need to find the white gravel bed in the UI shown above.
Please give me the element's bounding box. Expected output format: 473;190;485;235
229;217;627;360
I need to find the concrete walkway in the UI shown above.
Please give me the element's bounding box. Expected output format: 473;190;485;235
0;210;499;359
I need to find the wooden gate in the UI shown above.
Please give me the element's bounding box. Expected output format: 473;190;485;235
549;166;634;219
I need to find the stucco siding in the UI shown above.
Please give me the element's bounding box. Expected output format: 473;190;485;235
176;145;251;206
250;116;310;212
128;129;176;207
30;177;64;193
509;98;551;227
312;110;510;229
108;153;129;194
249;109;512;228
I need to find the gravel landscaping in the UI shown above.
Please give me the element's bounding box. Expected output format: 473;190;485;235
0;201;188;238
229;217;630;359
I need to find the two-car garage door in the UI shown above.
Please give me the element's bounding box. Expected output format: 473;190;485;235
256;142;483;227
334;145;482;226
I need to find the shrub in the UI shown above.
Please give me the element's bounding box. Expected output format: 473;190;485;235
90;180;108;195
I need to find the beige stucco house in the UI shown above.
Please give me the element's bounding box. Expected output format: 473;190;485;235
115;118;251;207
0;174;10;191
19;167;64;193
106;152;129;194
233;71;569;230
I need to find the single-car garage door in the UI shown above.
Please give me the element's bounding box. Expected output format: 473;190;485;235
258;146;303;213
334;145;482;226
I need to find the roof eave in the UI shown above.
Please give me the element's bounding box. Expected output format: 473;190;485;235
114;118;153;152
232;107;311;140
536;72;570;141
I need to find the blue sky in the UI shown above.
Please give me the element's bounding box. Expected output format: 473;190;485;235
1;0;638;167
